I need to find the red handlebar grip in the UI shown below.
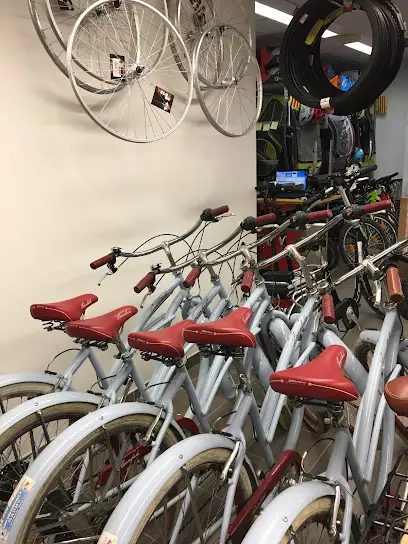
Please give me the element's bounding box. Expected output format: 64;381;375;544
254;213;278;227
305;210;333;223
90;253;115;270
134;272;155;294
322;295;336;325
241;271;254;294
363;200;392;214
387;267;404;304
210;205;229;218
183;267;202;289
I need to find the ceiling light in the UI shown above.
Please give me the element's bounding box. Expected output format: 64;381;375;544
255;2;292;25
255;2;337;38
322;30;338;38
345;41;372;55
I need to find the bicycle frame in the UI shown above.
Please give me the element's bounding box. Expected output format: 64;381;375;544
241;307;404;544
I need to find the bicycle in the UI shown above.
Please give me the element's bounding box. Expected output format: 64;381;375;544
0;208;287;538
0;207;253;510
86;204;404;544
240;238;408;543
7;201;396;544
0;207;230;417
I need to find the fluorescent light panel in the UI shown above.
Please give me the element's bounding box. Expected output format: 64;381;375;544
345;42;372;55
255;2;292;25
255;2;337;38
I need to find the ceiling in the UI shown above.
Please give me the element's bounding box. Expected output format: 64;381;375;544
256;0;408;66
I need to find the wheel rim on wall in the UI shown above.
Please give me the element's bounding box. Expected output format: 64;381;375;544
193;25;262;137
67;0;193;142
170;0;251;89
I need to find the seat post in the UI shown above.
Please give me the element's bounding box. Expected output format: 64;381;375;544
229;347;253;394
114;336;151;402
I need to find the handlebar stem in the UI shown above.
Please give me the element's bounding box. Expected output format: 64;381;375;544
160;241;177;266
286;245;315;291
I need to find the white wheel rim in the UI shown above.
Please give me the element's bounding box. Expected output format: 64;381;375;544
27;0;101;91
193;25;262;137
45;0;169;88
170;0;251;89
67;0;193;142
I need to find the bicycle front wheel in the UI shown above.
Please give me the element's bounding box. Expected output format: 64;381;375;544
0;398;95;516
118;448;256;543
339;217;391;269
280;497;359;543
0;380;62;416
8;412;181;543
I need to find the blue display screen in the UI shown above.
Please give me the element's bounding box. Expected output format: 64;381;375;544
276;170;307;189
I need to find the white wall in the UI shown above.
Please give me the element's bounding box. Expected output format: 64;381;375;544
375;60;408;193
0;0;256;383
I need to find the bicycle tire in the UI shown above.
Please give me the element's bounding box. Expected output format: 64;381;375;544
0;381;62;414
280;497;359;543
10;413;181;543
371;213;398;244
113;448;256;543
338;217;391;269
279;0;405;115
0;399;96;514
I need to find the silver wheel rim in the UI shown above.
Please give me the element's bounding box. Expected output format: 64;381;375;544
170;0;251;89
46;0;169;86
193;25;262;137
27;0;100;92
67;0;193;142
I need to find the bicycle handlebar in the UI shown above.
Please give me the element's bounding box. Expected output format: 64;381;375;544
241;214;278;231
200;205;229;222
258;202;388;270
333;237;408;289
241;271;254;294
90;252;116;270
343;200;392;220
183;267;202;289
322;294;336;325
302;210;333;223
387;267;404;303
359;164;378;176
91;205;231;270
134;272;155;294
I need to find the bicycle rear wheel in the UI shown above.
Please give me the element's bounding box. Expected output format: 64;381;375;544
111;448;256;543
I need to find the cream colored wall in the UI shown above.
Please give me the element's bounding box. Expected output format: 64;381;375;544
0;0;256;384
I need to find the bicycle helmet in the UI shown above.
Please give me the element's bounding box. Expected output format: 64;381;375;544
299;105;314;126
353;148;365;163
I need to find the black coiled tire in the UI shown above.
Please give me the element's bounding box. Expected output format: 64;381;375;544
280;0;405;115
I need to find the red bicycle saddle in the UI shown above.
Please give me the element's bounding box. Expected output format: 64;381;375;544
385;376;408;417
269;345;358;402
183;308;256;348
30;294;98;322
128;320;195;358
66;306;138;343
